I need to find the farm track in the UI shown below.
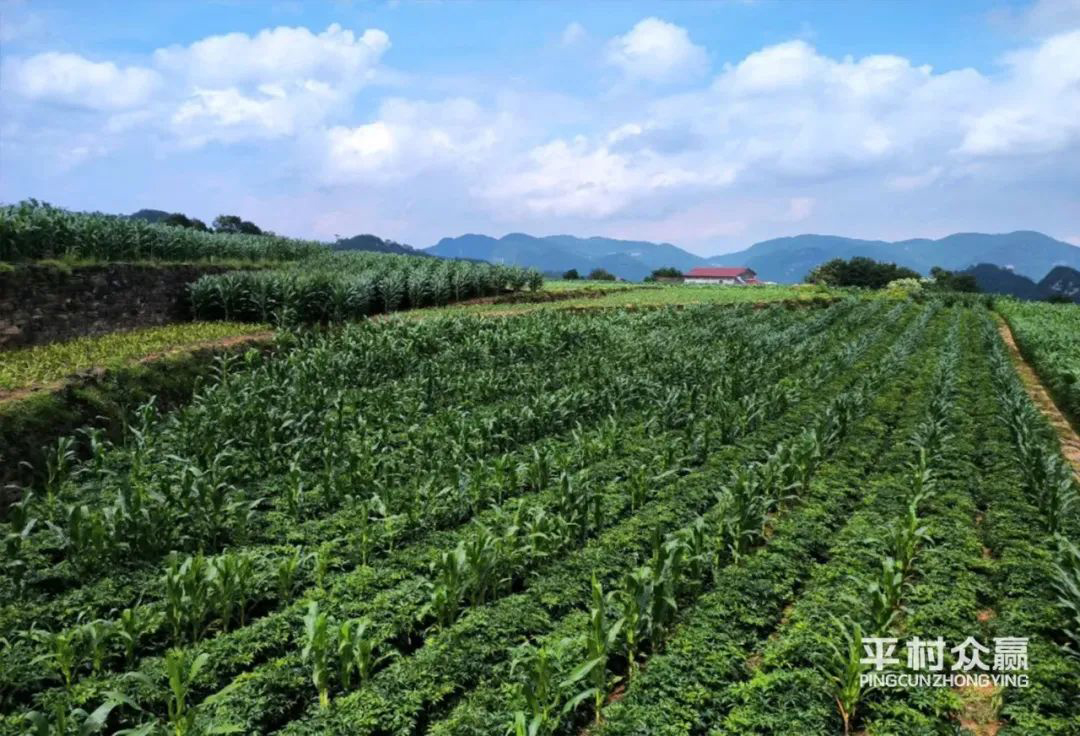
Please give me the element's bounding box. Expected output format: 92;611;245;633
995;318;1080;482
0;302;876;730
264;306;932;735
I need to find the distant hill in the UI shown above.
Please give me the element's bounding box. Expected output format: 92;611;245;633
709;231;1080;283
129;209;172;223
333;233;430;257
961;263;1080;303
1039;265;1080;302
426;233;709;281
427;230;1080;283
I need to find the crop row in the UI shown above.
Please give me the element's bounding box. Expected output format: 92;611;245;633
596;306;966;735
425;302;952;735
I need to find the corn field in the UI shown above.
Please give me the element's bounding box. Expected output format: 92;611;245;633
0;201;320;262
1;299;1077;735
188;252;542;324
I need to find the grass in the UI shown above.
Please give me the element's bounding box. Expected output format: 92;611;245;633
0;322;270;392
541;280;642;292
402;282;846;319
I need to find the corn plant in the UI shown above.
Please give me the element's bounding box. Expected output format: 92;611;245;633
509;643;561;736
337;618;386;690
889;496;931;578
815;620;870;736
576;575;622;724
1035;456;1078;535
208;550;253;632
44;436;78;502
866;555;907;634
275;546;306;602
717;467;773;561
617;566;652;677
1052;536;1080;662
674;516;712;590
301;602;332;709
163;553;212;644
423;545;469;630
23;700;118;736
117;607;160;667
463;524;503;606
31;628;81;692
313;545;332;591
81;619;113;676
3;490;37;591
164;648;208;736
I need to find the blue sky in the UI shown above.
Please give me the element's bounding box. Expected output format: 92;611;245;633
1;0;1078;255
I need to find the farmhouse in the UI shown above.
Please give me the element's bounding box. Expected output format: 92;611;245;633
684;267;760;285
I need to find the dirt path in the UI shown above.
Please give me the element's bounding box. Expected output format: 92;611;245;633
0;330;273;404
996;319;1080;482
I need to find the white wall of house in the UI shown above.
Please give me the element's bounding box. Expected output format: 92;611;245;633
684;277;739;284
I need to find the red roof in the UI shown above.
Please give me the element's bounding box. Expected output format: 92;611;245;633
687;267;755;278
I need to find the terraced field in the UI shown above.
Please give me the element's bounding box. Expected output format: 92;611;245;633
1;299;1077;735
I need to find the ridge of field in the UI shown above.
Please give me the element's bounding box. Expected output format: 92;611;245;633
0;322;271;395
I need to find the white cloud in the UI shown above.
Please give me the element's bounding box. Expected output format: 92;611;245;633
153;23;389;87
483;134;734;218
3;52;161;110
153;23;390;146
957;29;1080;157
322;97;504;183
606;18;708;82
1;23;391;147
561;21;586;46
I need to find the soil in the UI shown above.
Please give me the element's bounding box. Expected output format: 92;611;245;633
955;682;1003;736
996;319;1080;482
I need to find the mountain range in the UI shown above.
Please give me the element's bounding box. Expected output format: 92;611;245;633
426;231;1080;284
427;233;705;282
